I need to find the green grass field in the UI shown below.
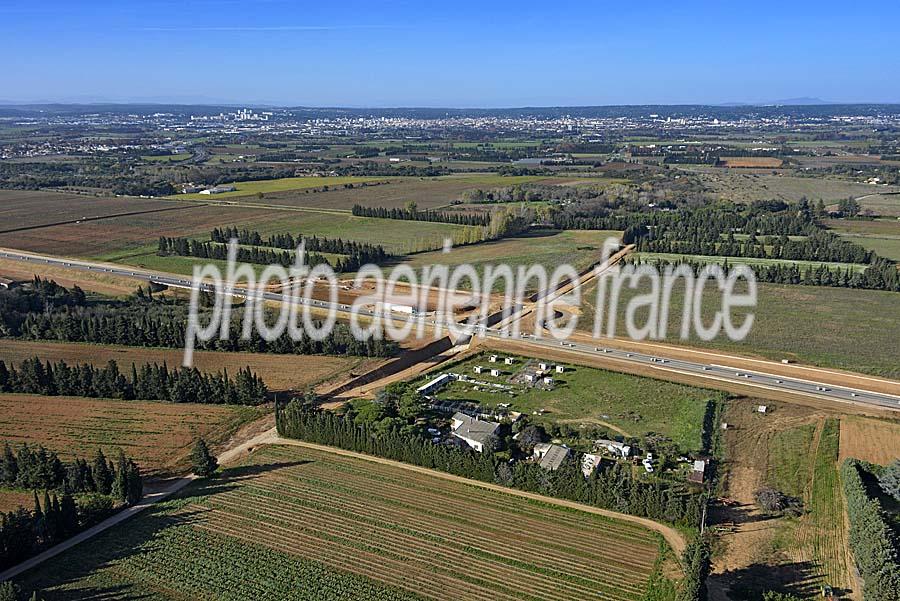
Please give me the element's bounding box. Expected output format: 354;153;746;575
403;229;622;292
425;351;718;452
770;419;852;592
184;174;604;212
577;279;900;378
140;154;192;163
80;210;473;260
97;241;350;278
768;423;817;498
824;218;900;260
14;444;668;601
856;193;900;217
175;176;390;200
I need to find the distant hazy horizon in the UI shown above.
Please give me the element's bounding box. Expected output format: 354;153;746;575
1;98;898;110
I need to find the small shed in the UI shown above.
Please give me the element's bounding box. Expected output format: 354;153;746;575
473;366;484;374
757;405;768;414
688;459;707;483
504;357;514;365
555;365;565;374
543;376;554;386
538;362;550;371
489;355;498;363
490;369;501;377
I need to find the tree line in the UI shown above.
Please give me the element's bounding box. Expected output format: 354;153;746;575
0;444;142;571
627;256;900;292
0;357;268;405
0;279;399;358
351;204;491;226
461;183;606;204
276;403;705;529
678;538;711;601
157;237;332;270
158;236;390;273
350;203;531;244
554;199;899;291
553;200;817;239
2;443;141;502
0;159;175;197
840;459;900;601
209;226;392;263
636;229;875;265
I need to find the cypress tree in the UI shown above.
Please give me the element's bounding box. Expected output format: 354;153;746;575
92;449;113;496
190;439;218;478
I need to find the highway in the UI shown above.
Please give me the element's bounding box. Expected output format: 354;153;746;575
488;334;900;411
2;248;900;411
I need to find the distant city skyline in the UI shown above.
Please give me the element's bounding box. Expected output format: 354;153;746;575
3;0;899;107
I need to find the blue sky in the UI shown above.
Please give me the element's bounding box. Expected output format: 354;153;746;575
3;0;899;106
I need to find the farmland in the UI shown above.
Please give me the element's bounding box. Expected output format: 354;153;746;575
0;393;266;475
824;217;900;260
855;193;900;217
0;189;180;232
577;278;900;378
0;200;470;258
15;443;672;601
422;351;717;452
201;174;592;211
403;229;622;292
718;157;783;168
0;339;373;392
0;202;282;257
140;154;192;163
0;488;34;513
767;423;817;499
175;176;390;200
838;415;900;465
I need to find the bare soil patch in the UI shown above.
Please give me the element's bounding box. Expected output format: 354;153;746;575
0;393;267;476
839;415;900;465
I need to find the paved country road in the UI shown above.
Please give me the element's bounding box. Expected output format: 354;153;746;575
0;474;196;582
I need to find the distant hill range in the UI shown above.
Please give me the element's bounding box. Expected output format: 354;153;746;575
719;97;835;106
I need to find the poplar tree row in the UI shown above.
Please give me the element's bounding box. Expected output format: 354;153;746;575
210;226;392;260
840;459;900;601
351;204;491;226
159;235;391;273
